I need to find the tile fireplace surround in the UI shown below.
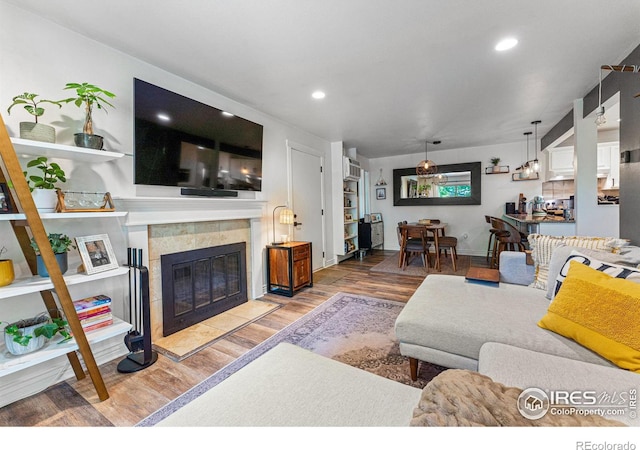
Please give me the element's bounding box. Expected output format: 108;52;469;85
114;197;267;341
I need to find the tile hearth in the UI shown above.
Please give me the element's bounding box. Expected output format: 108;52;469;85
153;299;282;361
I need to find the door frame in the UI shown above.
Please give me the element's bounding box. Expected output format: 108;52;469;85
286;139;327;269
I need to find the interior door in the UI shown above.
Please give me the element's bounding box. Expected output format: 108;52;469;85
289;142;325;271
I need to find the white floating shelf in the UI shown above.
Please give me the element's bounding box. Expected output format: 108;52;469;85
0;267;129;300
0;317;131;377
0;211;127;221
10;138;125;163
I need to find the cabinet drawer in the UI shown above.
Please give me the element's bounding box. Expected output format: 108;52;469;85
293;245;310;261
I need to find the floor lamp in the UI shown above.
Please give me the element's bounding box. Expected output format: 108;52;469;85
272;205;294;245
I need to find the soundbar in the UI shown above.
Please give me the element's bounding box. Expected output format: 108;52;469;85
181;188;238;198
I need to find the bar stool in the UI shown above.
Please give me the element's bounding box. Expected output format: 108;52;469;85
485;215;503;265
489;217;525;268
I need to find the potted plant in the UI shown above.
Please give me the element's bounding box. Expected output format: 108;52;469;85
0;246;14;287
23;156;67;212
2;311;71;356
61;82;115;150
30;233;76;277
490;157;501;173
7;92;63;143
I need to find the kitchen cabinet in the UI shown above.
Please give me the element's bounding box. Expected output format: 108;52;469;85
548;147;574;174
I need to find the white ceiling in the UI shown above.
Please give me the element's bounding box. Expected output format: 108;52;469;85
6;0;640;158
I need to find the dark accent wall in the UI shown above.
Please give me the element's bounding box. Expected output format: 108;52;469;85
542;43;640;244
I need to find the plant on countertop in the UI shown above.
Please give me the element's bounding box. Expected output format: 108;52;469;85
23;156;67;191
7;92;63;123
490;157;501;166
3;312;71;347
61;82;115;136
30;233;75;255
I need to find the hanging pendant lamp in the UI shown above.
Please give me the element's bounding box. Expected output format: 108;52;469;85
521;131;532;175
531;120;541;172
416;140;440;176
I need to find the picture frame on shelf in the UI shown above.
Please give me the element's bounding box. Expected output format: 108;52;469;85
344;213;353;222
0;183;13;213
376;187;386;200
75;234;119;275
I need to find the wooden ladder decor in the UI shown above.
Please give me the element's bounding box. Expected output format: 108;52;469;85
0;114;109;401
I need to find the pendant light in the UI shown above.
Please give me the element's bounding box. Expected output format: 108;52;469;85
416;140;440;176
595;67;607;126
522;131;532;175
531;120;541;173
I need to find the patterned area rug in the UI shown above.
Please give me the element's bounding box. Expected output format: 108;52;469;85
370;251;470;277
138;292;446;426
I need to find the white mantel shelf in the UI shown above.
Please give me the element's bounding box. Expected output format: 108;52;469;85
114;197;268;226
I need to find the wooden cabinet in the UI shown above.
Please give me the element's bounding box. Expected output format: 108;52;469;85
266;242;312;297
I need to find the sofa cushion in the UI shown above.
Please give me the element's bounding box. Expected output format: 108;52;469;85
545;245;629;300
550;250;640;299
538;261;640;372
479;342;640;426
155;343;421;426
394;274;613;367
527;234;618;292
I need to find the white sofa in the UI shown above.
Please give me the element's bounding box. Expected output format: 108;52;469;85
394;251;640;426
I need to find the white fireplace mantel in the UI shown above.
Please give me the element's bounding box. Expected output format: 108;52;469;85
114;196;268;299
113;196;268;226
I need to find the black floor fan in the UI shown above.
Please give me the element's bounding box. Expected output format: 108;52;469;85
117;248;158;373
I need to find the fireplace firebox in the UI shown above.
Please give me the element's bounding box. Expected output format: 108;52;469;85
161;242;247;336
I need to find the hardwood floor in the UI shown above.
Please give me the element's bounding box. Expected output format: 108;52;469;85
0;250;487;427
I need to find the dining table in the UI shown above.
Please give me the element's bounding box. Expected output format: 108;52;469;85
406;222;448;271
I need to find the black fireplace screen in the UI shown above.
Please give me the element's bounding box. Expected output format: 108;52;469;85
161;242;247;336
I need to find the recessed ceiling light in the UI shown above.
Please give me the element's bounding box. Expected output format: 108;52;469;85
157;113;171;122
495;37;518;52
312;91;326;100
222;111;234;117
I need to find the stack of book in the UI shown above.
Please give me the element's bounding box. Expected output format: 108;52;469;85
73;295;113;332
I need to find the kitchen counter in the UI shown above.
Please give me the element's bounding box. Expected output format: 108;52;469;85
504;214;575;224
504;214;576;236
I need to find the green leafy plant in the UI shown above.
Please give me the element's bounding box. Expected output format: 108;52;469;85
61;82;115;135
30;233;75;255
490;157;501;166
3;314;71;347
23;156;67;191
7;92;63;123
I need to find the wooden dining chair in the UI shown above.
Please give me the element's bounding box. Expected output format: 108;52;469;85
398;224;431;270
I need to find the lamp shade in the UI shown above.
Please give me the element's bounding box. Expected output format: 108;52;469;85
279;208;294;225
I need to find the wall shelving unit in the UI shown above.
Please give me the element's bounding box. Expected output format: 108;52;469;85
0;125;131;402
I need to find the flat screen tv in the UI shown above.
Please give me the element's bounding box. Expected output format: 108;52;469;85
134;78;263;193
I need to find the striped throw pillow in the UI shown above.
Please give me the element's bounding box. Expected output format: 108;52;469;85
527;234;616;291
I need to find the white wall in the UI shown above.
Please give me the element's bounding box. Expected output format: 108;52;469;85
0;2;338;285
368;142;544;256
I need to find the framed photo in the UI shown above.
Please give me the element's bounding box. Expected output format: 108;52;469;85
75;234;119;275
370;213;382;222
0;183;13;213
344;213;353;222
376;187;386;200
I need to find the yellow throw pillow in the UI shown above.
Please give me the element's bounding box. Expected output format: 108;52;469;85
538;260;640;372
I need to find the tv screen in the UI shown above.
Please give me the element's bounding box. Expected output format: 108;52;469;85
134;78;263;192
